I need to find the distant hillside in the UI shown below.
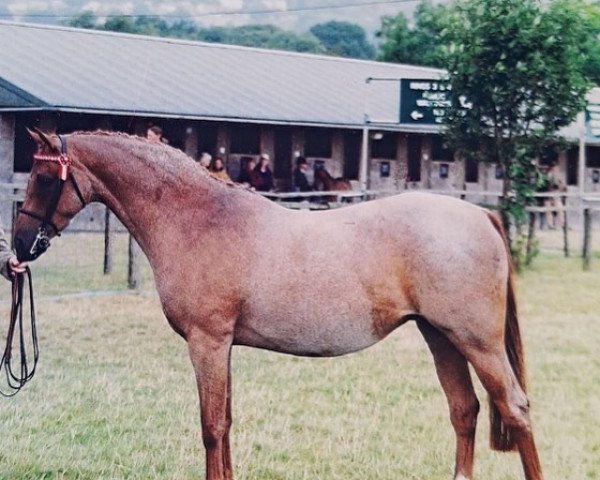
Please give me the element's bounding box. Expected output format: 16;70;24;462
0;0;430;38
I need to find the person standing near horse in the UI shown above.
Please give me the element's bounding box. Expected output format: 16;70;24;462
293;156;312;192
251;153;274;192
0;218;27;280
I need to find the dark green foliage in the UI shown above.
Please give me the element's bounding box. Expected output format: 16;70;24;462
582;2;600;86
310;21;375;59
377;1;449;67
441;0;590;264
103;16;138;34
67;11;97;29
65;14;324;55
197;25;323;53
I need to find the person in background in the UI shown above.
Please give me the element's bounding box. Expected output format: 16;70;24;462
146;125;166;144
0;219;27;280
293;156;311;192
251;153;274;192
237;159;256;187
209;157;232;183
542;163;566;229
198;152;212;168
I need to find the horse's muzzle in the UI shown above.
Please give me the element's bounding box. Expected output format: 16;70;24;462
14;227;50;262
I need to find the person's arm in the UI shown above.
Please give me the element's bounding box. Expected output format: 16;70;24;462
0;224;14;280
0;222;26;280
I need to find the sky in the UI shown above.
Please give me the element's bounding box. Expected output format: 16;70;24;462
0;0;438;36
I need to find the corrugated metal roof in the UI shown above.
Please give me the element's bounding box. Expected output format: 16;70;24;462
0;21;446;130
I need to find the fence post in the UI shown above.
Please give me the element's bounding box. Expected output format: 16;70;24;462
562;195;569;257
525;210;536;266
103;206;113;275
583;207;591;270
128;235;141;289
10;199;17;249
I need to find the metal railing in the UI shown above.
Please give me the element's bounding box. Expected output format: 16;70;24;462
3;182;600;272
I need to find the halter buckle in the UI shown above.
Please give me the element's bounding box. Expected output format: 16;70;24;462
32;152;71;181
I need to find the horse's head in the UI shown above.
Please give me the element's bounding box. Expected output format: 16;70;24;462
314;168;329;181
13;129;89;261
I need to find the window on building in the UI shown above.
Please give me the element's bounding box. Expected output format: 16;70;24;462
407;135;421;182
586;146;600;168
344;130;361;180
431;136;454;162
161;121;185;151
305;129;332;158
539;146;559;166
14;116;37;173
567;147;578;186
370;132;397;159
230;124;261;154
274;128;292;180
197;124;218;156
465;158;479;183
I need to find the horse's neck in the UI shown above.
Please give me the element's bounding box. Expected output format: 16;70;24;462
320;171;333;189
74;135;219;255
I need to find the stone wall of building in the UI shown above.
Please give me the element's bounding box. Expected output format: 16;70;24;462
0;114;15;230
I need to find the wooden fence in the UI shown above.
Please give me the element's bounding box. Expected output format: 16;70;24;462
2;183;600;286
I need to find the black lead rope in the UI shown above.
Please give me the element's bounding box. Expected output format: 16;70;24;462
0;267;38;397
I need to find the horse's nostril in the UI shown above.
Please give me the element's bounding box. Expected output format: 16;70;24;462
14;235;28;262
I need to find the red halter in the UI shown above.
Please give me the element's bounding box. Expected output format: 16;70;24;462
32;153;71;181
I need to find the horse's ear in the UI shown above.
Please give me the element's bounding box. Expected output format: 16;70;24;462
27;127;60;152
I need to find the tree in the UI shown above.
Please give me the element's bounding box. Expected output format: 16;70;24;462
377;1;449;67
310;21;375;59
582;2;600;85
223;25;322;52
67;11;98;29
133;17;170;37
267;31;324;53
441;0;591;265
102;16;138;34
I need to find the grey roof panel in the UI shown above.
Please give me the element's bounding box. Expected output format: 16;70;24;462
0;21;445;127
0;77;45;109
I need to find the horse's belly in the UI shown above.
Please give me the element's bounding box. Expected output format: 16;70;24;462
234;310;381;357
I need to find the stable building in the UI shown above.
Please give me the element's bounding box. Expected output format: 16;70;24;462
0;21;597;229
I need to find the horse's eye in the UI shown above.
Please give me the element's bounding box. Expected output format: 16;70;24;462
36;175;54;187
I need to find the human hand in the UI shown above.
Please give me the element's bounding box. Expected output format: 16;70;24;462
8;256;27;276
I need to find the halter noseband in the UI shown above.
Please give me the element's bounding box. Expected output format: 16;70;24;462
19;135;86;259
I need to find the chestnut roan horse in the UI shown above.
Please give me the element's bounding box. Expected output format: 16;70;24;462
14;130;543;480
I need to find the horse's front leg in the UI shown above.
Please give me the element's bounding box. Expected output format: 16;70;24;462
187;328;234;480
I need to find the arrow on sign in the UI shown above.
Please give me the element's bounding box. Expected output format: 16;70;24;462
411;110;424;120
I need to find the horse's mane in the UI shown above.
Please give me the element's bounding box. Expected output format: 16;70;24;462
70;130;248;191
316;168;333;179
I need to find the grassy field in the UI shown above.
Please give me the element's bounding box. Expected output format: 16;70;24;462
0;232;599;479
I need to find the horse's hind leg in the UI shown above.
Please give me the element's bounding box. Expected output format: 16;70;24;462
416;320;479;480
463;346;543;480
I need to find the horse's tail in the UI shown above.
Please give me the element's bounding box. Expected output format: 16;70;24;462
486;211;527;452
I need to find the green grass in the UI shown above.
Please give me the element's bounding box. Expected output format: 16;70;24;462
0;232;599;479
